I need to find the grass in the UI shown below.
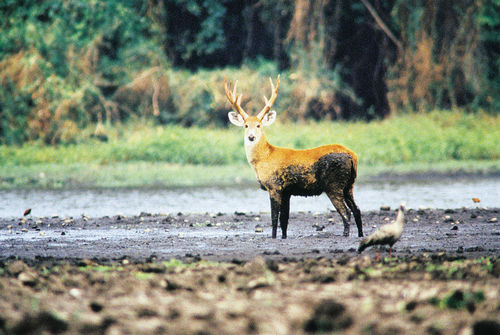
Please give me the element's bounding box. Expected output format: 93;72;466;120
0;110;498;189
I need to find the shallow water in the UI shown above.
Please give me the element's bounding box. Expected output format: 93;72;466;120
0;177;498;218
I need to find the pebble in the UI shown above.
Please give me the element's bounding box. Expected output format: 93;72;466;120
255;226;263;233
69;288;82;299
18;272;37;286
380;205;391;211
443;215;454;223
488;217;498;223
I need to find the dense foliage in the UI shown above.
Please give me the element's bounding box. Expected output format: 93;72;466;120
0;0;498;144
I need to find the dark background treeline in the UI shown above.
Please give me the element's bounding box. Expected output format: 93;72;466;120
0;0;498;144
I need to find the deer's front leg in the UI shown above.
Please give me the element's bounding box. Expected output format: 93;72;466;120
269;194;281;239
279;194;290;239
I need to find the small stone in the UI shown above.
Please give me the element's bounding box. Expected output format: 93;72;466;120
69;288;82;299
487;217;498;223
451;226;458;231
18;272;37;286
380;205;391;211
255;226;263;233
21;228;28;232
444;215;454;223
90;301;104;313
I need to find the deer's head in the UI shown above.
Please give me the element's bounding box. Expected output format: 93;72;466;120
224;75;280;146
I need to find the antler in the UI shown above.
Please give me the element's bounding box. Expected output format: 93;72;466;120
257;75;280;120
224;77;248;120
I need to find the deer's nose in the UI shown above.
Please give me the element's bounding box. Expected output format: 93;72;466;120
248;135;255;142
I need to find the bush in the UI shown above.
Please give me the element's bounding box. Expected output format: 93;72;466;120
0;79;31;145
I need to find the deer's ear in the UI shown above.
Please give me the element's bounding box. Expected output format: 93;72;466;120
261;110;276;126
228;112;245;127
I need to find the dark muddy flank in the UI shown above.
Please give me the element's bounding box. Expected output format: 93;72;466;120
263;153;353;197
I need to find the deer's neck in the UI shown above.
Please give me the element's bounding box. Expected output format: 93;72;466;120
245;133;273;167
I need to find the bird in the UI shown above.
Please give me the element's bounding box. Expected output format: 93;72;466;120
358;203;406;260
23;208;32;216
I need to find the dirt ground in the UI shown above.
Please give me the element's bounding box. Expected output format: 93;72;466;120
1;207;499;334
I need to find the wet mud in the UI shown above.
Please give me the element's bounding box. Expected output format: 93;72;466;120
1;207;499;334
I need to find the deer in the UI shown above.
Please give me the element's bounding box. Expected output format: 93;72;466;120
224;75;363;239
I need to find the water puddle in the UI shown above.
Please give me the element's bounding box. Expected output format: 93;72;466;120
0;177;498;218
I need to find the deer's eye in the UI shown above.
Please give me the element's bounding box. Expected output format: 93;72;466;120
256;124;261;128
244;124;248;128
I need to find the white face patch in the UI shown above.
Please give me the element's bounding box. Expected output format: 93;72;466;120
244;127;259;146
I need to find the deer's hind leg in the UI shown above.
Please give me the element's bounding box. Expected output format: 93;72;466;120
344;185;363;237
326;189;351;237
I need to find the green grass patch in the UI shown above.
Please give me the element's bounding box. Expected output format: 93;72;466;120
1;110;498;189
429;290;485;310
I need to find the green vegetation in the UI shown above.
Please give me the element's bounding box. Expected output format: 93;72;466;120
429;290;486;310
0;110;498;189
1;1;499;187
1;1;499;145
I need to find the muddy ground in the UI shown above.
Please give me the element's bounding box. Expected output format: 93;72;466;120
1;207;499;334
